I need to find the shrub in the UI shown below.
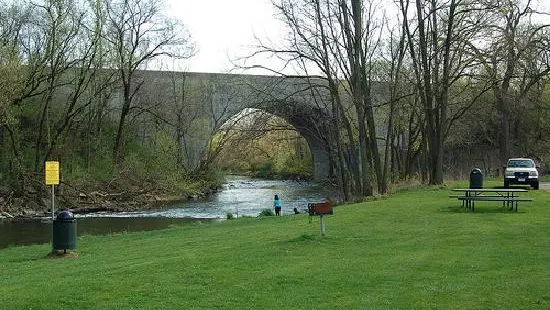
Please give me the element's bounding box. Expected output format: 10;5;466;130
259;209;274;217
226;212;234;220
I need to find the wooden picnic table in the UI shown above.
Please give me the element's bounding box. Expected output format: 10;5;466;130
451;188;533;212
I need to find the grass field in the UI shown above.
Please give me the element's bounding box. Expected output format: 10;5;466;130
1;180;550;309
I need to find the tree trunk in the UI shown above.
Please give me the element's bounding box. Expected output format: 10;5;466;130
365;90;384;193
495;92;511;162
113;96;130;166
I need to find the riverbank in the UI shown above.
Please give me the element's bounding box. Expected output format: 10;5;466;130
0;175;326;220
1;176;331;248
1;182;549;309
0;184;220;220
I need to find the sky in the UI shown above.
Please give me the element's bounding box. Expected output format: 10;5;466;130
166;0;550;74
166;0;284;74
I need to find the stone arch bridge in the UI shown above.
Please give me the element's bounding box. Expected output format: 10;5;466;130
125;70;336;181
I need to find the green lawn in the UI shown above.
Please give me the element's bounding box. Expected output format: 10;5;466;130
2;180;550;309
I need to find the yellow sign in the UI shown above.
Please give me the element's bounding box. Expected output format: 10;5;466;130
45;161;60;185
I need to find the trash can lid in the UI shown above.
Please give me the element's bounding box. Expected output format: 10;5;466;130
56;210;74;220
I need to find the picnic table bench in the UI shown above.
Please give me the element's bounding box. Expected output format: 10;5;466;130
451;188;533;212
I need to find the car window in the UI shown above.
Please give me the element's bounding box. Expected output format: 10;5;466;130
508;160;534;168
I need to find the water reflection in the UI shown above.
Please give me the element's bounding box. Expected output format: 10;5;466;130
0;176;331;249
0;217;212;249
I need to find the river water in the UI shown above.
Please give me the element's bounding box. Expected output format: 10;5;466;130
0;175;331;249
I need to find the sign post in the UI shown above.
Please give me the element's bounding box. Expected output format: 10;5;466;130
307;202;334;236
319;214;326;236
45;161;60;220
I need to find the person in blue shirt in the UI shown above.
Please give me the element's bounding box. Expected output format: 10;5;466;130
273;194;281;216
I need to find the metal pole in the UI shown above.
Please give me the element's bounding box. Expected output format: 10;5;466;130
51;185;55;220
320;215;325;236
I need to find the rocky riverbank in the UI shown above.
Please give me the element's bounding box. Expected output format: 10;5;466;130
0;187;219;220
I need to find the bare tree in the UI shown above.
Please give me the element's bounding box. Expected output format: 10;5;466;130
378;19;412;183
398;0;479;184
104;0;195;166
467;0;550;163
40;0;118;169
31;0;95;171
255;0;386;199
0;0;112;192
336;0;387;194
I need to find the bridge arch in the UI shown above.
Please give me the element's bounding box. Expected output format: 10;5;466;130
220;105;331;181
256;102;331;181
132;70;333;181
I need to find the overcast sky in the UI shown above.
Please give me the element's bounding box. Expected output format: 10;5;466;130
166;0;283;74
166;0;550;74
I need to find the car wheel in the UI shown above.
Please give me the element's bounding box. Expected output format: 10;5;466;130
533;181;539;190
504;180;510;188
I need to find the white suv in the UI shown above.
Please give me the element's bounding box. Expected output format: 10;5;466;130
504;158;539;190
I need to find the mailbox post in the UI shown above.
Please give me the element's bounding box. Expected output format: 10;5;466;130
307;202;334;236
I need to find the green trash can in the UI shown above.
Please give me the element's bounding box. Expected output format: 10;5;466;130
52;210;77;252
469;168;483;189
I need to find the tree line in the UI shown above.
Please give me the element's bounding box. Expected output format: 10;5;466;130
0;0;549;208
249;0;550;201
0;0;313;210
0;0;220;207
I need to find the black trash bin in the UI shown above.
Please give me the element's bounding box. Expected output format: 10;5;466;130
469;168;483;189
52;210;77;252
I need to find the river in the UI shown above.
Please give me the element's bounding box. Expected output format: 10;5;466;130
0;175;332;249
